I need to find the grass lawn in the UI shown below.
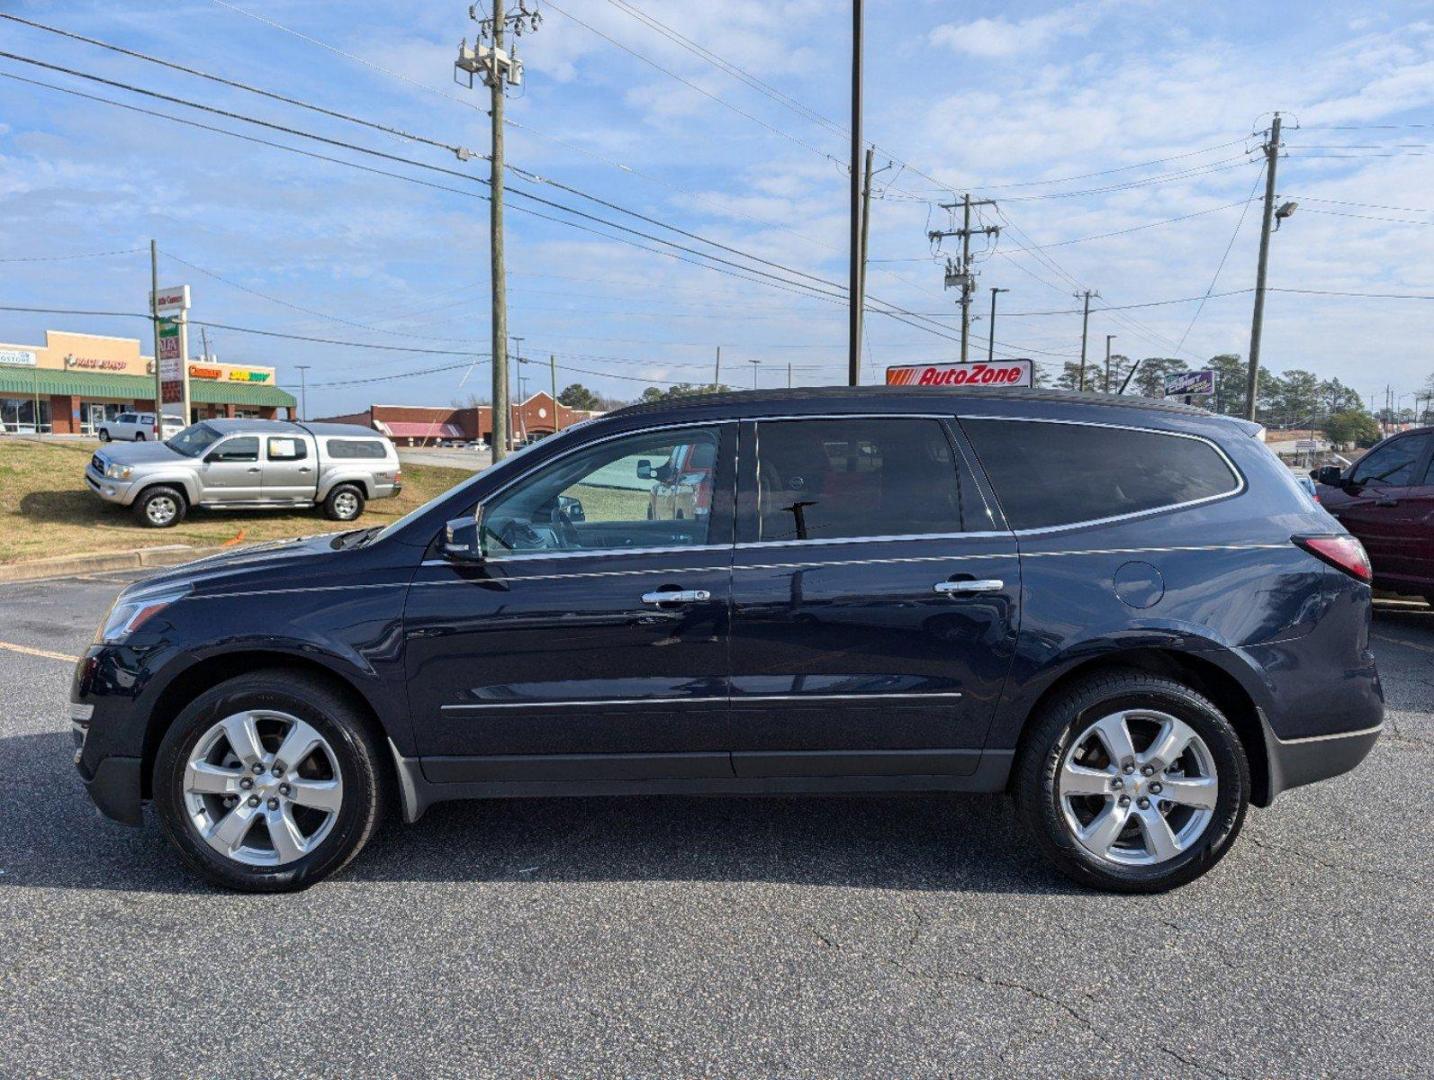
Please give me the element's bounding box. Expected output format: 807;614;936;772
0;438;474;564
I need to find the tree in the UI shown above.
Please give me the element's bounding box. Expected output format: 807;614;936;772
1133;357;1189;400
1207;354;1245;415
1319;377;1362;416
557;383;599;410
1323;409;1381;449
1054;362;1084;391
1106;353;1136;393
639;382;732;404
1274;369;1322;428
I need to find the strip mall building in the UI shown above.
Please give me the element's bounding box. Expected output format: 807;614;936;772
0;330;296;435
319;394;602;446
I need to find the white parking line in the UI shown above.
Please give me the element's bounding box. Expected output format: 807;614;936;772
1373;633;1434;656
0;641;80;664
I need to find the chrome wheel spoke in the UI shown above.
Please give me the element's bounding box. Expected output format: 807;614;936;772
185;761;241;797
265;807;308;863
1093;712;1138;765
1142;716;1197;770
1159;775;1218;809
220;712;265;766
287;777;342;813
1137;807;1182;861
274;718;323;772
207;802;260;854
1060;761;1112;797
1079;802;1131;856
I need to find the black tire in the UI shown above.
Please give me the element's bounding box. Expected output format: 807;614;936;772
153;671;386;893
1012;669;1249;893
134;432;145;441
132;485;187;528
323;483;366;521
97;429;111;442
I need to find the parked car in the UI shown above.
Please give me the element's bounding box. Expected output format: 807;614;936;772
641;438;716;521
95;411;186;442
1313;426;1434;602
85;418;401;527
71;387;1381;893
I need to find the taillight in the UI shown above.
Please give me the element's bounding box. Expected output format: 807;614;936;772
1294;535;1372;583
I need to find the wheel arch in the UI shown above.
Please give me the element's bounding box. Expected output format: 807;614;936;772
1010;647;1272;806
140;651;396;805
128;476;196;509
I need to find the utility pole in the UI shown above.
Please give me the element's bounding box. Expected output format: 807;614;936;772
749;358;761;389
549;353;558;431
1075;289;1099;391
856;146;875;381
150;239;161;431
296;364;310;421
714;345;721;387
787;361;793;389
199;324;212;424
987;287;1008;363
929;195;998;362
847;0;863;387
511;335;526;443
456;2;541;460
1246;112;1284;422
1105;335;1116;393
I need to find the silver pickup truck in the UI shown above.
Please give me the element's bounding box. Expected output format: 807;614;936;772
85;419;402;527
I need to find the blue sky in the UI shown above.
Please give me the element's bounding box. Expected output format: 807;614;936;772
1;0;1431;416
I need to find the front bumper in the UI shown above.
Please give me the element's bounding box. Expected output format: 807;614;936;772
85;465;137;506
70;647;149;826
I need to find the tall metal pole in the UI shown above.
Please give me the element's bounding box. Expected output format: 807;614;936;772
787;361;793;389
549;353;558;431
846;0;863;387
1105;335;1115;393
1246;112;1282;422
856;146;874;381
296;364;310;421
489;15;510;460
987;287;1007;363
150;239;162;435
714;345;721;387
750;359;760;389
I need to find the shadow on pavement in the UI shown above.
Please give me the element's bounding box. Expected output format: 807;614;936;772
0;730;1073;897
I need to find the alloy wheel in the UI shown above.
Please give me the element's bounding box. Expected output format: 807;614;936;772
1058;709;1218;866
146;496;178;526
333;491;359;518
182;710;344;867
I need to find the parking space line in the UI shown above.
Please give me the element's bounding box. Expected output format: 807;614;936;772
0;641;80;664
1373;633;1434;656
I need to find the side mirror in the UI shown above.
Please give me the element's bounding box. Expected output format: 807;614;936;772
442;514;483;562
636;458;654;480
1314;465;1344;486
557;494;585;522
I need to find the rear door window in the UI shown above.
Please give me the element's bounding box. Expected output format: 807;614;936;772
753;418;977;541
961;418;1241;531
211;436;259;463
326;439;387;459
1350;434;1431;487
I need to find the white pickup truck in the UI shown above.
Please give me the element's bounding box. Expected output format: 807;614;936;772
86;419;402;527
95;411;186;442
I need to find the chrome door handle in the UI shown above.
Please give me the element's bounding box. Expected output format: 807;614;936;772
641;589;711;605
247;467;261;473
934;579;1004;595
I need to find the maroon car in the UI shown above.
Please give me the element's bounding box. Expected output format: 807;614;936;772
1314;426;1434;602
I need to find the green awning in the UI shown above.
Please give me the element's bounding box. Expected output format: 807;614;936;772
0;368;294;408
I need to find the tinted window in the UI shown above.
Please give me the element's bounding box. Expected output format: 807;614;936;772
326;438;387;459
482;427;722;555
211;436;259;463
755;418;968;541
1350;434;1430;487
116;413;135;423
962;419;1240;531
266;436;307;462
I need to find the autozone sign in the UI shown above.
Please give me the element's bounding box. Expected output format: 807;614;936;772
886;359;1033;387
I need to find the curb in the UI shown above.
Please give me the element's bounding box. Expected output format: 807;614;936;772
0;544;226;584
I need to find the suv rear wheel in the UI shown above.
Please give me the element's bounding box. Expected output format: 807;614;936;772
153;671;385;892
1013;670;1249;893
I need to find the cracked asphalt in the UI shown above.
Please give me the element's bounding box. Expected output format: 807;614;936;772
0;571;1429;1078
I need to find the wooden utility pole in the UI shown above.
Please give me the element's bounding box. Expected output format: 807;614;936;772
929;195;997;362
714;345;721;387
856;147;874;380
150;239;162;432
1075;289;1098;391
488;15;510;459
1246;112;1283;422
1105;334;1116;393
549;353;557;431
847;0;863;386
987;287;1008;363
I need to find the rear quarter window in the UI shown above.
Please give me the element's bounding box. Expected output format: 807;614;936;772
960;418;1241;531
325;438;388;460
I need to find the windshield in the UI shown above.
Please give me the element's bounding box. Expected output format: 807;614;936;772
165;423;221;458
367;425;587;546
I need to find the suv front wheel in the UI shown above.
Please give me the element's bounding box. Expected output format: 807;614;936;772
1013;670;1249;893
153;671;386;892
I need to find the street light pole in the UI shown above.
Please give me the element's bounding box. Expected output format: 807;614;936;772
1246;112;1284;421
987;287;1008;363
1104;335;1115;394
295;364;310;421
847;0;863;387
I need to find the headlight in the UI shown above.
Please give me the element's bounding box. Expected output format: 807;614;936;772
104;463;133;480
94;587;189;644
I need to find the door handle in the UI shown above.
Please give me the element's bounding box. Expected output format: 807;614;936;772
247;467;261;473
933;579;1003;595
1375;497;1399;507
641;589;711;605
298;467;312;473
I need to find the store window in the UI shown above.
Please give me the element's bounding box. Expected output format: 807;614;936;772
0;397;51;434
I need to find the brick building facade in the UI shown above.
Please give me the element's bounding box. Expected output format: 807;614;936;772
317;393;602;447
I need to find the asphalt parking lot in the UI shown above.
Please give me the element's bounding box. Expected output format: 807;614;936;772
0;572;1429;1078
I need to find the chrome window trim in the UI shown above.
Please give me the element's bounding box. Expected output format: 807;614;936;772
413;562;732;584
440;690;965;711
735;531;1009;550
1019;542;1289;559
474;542;732;565
956;414;1247;536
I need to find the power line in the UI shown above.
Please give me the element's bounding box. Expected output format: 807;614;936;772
1009;198;1260;251
1298;207;1434;227
0;247;145;263
1289;195;1431;213
1173;163;1267;352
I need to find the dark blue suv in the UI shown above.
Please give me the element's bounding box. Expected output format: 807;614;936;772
71;388;1383;892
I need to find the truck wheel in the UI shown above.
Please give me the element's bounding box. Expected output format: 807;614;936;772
152;670;386;892
134;432;146;441
133;486;187;528
1012;669;1249;893
323;484;365;521
97;429;111;442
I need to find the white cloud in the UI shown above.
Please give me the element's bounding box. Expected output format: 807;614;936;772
929;9;1088;59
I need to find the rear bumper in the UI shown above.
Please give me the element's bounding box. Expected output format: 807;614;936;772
1261;716;1381;802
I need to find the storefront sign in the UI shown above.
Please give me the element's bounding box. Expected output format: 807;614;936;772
1164;370;1215;397
226;368;271;383
157;320;187;406
150;285;191;315
188;365;222;380
65;354;129;371
156;321;182;362
188;364;271;383
886;359;1034;387
0;348;38;367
